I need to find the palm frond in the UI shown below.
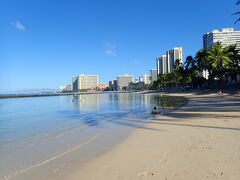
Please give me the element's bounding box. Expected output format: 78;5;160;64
235;18;240;24
234;1;240;23
233;11;240;15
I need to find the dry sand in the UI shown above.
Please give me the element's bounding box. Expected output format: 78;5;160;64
69;92;240;180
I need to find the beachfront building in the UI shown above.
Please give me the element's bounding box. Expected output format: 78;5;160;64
139;74;150;85
166;47;183;73
72;74;99;92
150;69;157;83
109;80;118;91
117;74;133;90
202;28;240;80
203;28;240;50
236;41;240;55
156;57;162;74
157;55;167;75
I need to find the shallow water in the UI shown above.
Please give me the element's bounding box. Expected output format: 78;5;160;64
0;93;159;179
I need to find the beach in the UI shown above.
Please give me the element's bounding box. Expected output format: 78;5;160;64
68;92;240;180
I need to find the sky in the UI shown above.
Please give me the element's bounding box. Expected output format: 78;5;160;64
0;0;239;92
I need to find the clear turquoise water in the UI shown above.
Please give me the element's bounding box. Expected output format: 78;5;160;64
0;93;157;179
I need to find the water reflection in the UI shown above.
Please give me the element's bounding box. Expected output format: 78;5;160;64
73;94;99;114
70;93;154;114
0;92;189;179
58;94;187;128
67;93;156;127
140;94;151;108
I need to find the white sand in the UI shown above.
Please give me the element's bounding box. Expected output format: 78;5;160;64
69;93;240;180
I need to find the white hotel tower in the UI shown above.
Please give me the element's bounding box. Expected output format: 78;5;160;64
156;55;167;74
157;47;182;75
202;28;240;79
166;47;183;73
203;28;240;50
72;74;99;92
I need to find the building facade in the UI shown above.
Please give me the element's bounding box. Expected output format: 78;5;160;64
109;80;118;91
166;47;183;73
156;57;162;75
139;74;150;85
162;55;167;74
202;28;240;79
72;75;99;92
203;28;240;50
150;69;158;83
117;74;133;90
157;55;167;75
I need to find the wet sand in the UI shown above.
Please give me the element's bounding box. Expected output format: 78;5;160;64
69;92;240;180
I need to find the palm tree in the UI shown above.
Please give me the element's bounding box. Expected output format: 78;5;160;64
173;59;183;86
184;56;199;85
224;45;240;82
207;42;233;88
173;59;182;71
195;49;209;71
185;56;198;70
195;48;214;87
233;1;240;24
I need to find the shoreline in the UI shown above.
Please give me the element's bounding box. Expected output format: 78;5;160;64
68;92;240;180
1;88;238;99
0;92;155;180
0;90;149;99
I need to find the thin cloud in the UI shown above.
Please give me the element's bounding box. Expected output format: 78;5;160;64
104;43;116;57
13;21;26;31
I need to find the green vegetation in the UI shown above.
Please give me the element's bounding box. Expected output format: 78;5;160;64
151;43;240;90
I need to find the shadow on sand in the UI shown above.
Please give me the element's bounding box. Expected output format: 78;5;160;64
106;94;240;132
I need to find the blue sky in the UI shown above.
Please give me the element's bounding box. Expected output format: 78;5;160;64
0;0;239;92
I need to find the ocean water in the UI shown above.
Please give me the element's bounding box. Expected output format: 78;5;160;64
0;93;158;179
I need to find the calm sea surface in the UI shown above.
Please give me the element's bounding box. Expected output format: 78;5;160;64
0;93;158;179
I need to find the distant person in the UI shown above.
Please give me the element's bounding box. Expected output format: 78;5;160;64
217;90;223;96
151;107;158;114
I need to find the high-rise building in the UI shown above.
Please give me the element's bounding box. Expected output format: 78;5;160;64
150;69;158;82
156;57;162;75
203;28;240;50
162;55;168;74
157;55;167;75
109;80;117;91
202;28;240;79
139;74;150;85
72;76;78;92
117;74;133;90
236;41;240;55
72;74;99;92
166;47;182;73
